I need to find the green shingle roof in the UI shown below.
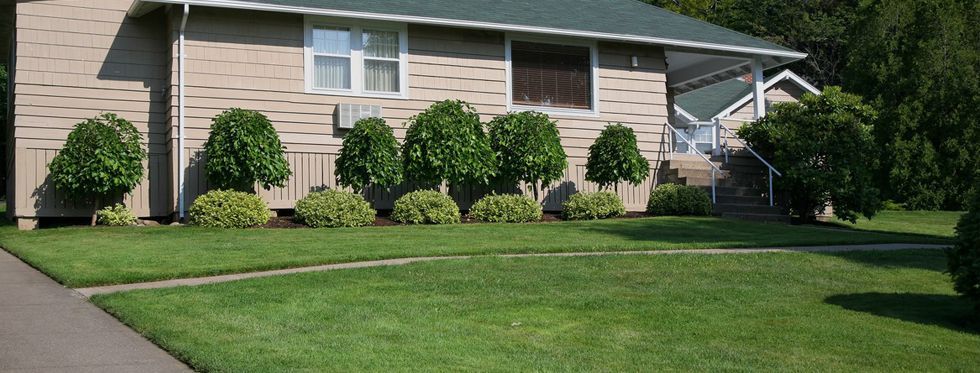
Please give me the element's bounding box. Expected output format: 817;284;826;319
674;79;752;120
138;0;801;57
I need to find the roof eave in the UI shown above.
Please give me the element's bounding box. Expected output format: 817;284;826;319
128;0;807;60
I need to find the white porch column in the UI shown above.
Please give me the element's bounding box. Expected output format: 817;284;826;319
751;56;765;119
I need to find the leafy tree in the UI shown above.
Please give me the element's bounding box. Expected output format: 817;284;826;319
585;124;650;191
948;193;980;315
738;86;880;223
48;113;147;225
335;117;402;193
844;0;980;210
487;111;567;200
401;100;496;188
204;108;291;192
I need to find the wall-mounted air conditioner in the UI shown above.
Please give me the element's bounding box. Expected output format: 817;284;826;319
335;103;383;129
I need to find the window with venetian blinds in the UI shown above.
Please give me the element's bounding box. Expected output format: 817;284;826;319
511;41;593;110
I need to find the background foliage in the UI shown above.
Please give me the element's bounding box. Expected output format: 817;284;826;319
948;193;980;314
585;124;649;191
335;117;403;191
204;108;291;192
487;111;567;199
401;100;496;188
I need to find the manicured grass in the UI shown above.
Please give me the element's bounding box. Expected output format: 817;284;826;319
0;217;946;287
93;250;979;372
834;210;964;238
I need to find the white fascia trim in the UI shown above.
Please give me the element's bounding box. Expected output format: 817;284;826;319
504;33;601;118
131;0;807;60
674;105;698;122
711;69;820;120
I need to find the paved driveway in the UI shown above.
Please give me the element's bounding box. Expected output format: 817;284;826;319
0;250;189;372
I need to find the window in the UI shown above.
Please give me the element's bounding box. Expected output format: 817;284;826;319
507;38;598;115
305;18;408;98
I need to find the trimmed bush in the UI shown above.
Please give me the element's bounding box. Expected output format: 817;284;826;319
948;194;980;314
401;100;496;187
646;183;712;216
204;108;291;192
335;117;403;191
189;190;270;228
562;191;626;220
487;111;567;199
391;190;460;224
469;194;543;223
97;204;138;226
585;124;649;191
295;190;375;228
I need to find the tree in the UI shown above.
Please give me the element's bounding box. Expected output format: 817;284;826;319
48;113;147;225
843;0;980;210
401;100;496;188
487;111;567;200
948;193;980;315
738;86;880;223
335;117;403;193
204;108;291;192
585;124;650;191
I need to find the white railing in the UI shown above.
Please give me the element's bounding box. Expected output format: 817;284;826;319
665;122;722;204
715;118;782;206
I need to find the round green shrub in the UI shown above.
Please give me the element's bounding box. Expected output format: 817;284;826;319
948;193;980;314
585;123;649;190
189;190;270;228
295;190;376;228
562;191;626;220
97;203;138;226
469;194;543;223
646;183;712;216
335;117;402;190
401;100;496;187
391;190;460;224
204;108;291;192
487;111;567;199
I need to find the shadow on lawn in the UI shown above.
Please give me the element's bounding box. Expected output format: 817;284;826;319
826;292;978;335
816;249;950;272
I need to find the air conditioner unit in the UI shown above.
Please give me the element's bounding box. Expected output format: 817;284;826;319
335;103;382;129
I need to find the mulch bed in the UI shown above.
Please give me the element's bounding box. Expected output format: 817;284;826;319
259;211;652;229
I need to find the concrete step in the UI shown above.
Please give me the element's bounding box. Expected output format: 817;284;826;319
665;159;723;171
721;212;791;223
715;194;771;205
700;185;766;197
713;203;783;215
681;176;763;188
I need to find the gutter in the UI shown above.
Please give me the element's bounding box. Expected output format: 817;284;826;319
178;3;189;220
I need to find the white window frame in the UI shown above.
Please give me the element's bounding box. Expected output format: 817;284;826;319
304;16;409;99
505;33;600;118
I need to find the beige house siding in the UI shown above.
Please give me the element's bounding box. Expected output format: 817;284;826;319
9;2;673;217
727;80;806;121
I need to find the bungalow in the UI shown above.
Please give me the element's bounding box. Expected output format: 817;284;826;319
2;0;807;229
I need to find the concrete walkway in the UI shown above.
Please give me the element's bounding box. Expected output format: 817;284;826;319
0;250;190;372
76;243;949;297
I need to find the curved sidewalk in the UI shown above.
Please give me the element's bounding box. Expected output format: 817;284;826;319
75;243;949;297
0;250;190;372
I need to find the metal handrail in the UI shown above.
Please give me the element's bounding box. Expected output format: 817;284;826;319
716;119;781;206
665;122;721;204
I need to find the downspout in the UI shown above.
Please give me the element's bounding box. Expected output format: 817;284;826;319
178;4;189;221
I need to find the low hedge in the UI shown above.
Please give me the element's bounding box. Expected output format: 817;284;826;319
391;190;460;224
97;203;138;226
646;183;712;216
189;190;270;228
295;190;375;228
469;194;542;223
562;191;626;220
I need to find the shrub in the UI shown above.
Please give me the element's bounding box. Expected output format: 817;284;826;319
646;183;712;216
562;191;626;220
48;113;146;225
469;194;543;223
738;87;880;223
882;200;905;211
335;117;402;191
295;190;375;228
585;124;649;191
401;100;496;187
97;204;138;226
189;190;270;228
204;108;291;192
948;193;980;314
391;190;460;224
487;111;567;199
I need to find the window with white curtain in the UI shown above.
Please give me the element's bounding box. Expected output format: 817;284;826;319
305;18;408;98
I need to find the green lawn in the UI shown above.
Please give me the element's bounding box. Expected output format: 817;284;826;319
834;210;964;238
0;217;947;287
93;250;979;372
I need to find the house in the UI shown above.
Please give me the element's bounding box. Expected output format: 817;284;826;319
2;0;806;229
672;69;820;154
